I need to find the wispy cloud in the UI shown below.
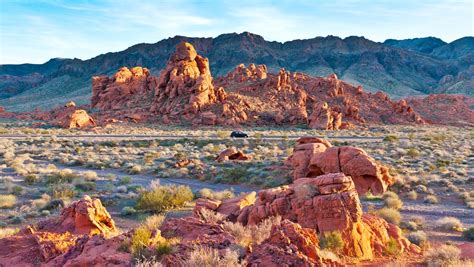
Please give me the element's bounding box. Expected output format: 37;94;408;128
0;0;472;64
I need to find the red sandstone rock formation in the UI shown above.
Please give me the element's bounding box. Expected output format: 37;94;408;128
216;147;251;162
0;196;120;266
40;106;96;129
246;220;337;266
92;66;157;111
407;94;474;126
150;42;226;121
227;63;268;82
285;137;395;195
195;173;419;261
308;101;343;130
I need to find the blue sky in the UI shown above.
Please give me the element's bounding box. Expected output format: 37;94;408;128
0;0;472;64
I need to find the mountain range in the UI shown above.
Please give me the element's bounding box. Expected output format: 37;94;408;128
0;32;472;112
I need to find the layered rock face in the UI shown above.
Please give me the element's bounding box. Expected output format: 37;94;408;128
150;42;226;121
0;196;127;266
285;137;395;195
92;66;158;111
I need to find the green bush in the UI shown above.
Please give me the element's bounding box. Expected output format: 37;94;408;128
406;148;420;158
319;231;344;253
383;135;399;142
24;174;39;185
50;184;75;199
131;226;151;257
136;185;193;213
119;176;132;185
75;181;96;191
220;167;250;183
155;241;173;256
384;237;400;257
462;227;474;241
45;170;76;184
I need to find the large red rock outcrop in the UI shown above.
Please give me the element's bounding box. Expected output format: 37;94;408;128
195;173;419;261
285;137;395;195
150;42;226;120
308;101;343;130
0;196;119;266
92;66;158;111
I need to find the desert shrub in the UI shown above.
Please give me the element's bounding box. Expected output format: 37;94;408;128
131;226;152;257
50;184;75;199
121;206;137;216
0;228;19;238
383;135;399;142
363;192;383;201
143;214;165;231
82;171;98;181
130;165;143;174
199;208;226;224
383;191;403;210
12;185;23;195
462;227;474;241
45;169;76;184
184;246;241;267
319;231;344;253
374;208;401;225
198;188;235;200
407;190;418;200
134;257;163;267
75;181;96;191
406;148;420;158
435;217;463;232
424;195;438;204
425;244;460;266
217;131;229;138
11;215;25;224
155;241;173;256
223;216;281;247
407;231;428;247
106;173;117;181
24;174;39;185
119;176;132;185
0;194;17;208
136;185;193;213
384;237;400;257
220;167;250;183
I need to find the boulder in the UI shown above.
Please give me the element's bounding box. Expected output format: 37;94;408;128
0;196;118;266
216;147;251;162
285;137;395;195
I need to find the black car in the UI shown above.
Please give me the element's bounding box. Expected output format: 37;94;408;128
230;131;248;138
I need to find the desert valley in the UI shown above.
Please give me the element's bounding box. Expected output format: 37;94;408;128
0;2;473;266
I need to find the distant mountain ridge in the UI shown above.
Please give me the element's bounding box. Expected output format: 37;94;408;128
0;32;472;112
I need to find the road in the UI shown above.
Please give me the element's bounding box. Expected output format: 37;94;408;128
0;134;409;142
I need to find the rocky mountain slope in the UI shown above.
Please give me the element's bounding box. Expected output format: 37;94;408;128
0;32;472;112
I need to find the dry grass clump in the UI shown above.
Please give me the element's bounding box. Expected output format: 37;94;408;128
0;194;17;208
184;246;242;267
424;195;439;204
199;208;226;224
383;191;403;210
0;228;19;238
136;185;193;213
407;231;428;247
406;190;418;200
424;244;461;266
319;231;344;253
143;214;165;231
82;170;98;181
223;216;281;247
198;188;235;200
373;208;401;225
435;217;463;232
